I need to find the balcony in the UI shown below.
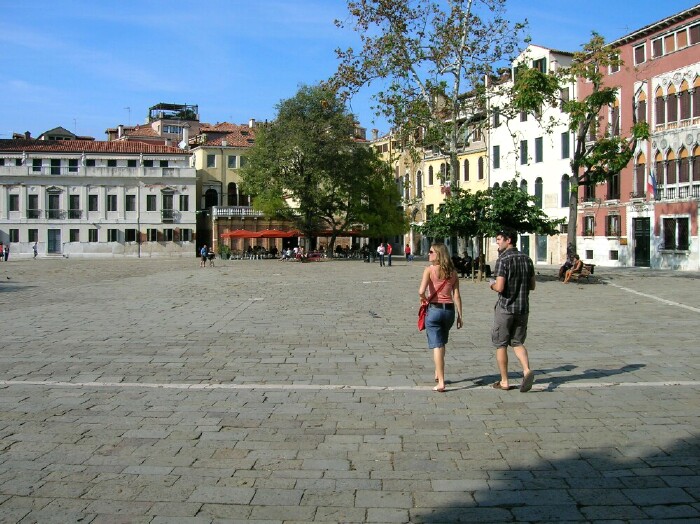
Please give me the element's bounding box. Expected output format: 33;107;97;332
212;206;264;218
629;191;646;200
46;209;66;219
26;209;42;219
68;209;83;219
161;209;180;223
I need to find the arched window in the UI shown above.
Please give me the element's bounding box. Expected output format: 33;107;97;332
416;171;423;197
428;166;434;185
404;173;410;200
654;151;664;197
693;146;700;183
666;150;677;185
634;153;646;198
440;163;446;182
679;80;690;121
679;147;689;184
227;182;238;206
519;179;528;193
666;84;677;123
534;177;543;208
204;188;218;208
493;182;500;190
463;159;470;181
655;86;665;125
694;77;700;119
477;157;484;180
636;91;647;124
610;98;620;136
561;174;570;207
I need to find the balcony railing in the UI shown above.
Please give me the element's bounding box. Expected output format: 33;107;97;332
212;206;264;218
161;209;180;223
68;209;83;219
26;209;42;219
46;209;66;219
629;191;646;199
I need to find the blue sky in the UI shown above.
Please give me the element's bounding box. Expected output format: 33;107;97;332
1;0;696;140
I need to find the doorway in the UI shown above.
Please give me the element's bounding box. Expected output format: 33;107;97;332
633;217;650;267
47;229;61;254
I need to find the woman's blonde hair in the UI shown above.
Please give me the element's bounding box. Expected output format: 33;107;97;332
430;243;455;280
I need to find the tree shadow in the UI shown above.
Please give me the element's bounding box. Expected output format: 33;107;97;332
0;280;34;293
411;434;700;522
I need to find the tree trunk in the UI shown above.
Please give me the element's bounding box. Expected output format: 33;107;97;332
566;181;579;256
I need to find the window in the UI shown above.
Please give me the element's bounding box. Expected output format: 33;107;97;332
610;102;620;136
416;171;422;197
652;37;663;58
520;140;528;165
69;159;78;172
605;214;621;236
492;146;499;170
520;179;528;193
228;155;237;169
666;87;678;123
492;106;500;128
127;159;137;168
28;229;38;242
561;175;570;207
634;44;646;65
691;22;700;45
88;229;98;242
477;157;484;180
125;229;137;242
679;84;691;121
69;195;80;218
70;229;80;242
663;217;689;250
535;137;543;163
9;229;19;242
143;160;154;168
107;194;117;212
655;88;665;125
636;94;647;124
27;194;39;218
426;204;434;219
0;159;4;166
160;160;168;168
163;229;174;242
532;57;546;73
147;195;156;211
561;132;570;159
583;216;595;236
107;159;117;167
607;172;620;200
520;111;528;122
9;194;19;211
180;229;192;242
162;125;182;134
534;177;543;208
585;249;593;259
125;194;136;212
560;87;570;110
179;194;189;211
634;157;646;198
240;157;247;168
610;250;619;261
32;159;42;172
86;159;96;167
147;228;158;241
428;166;434;185
88;194;98;212
50;159;60;175
207;154;216;168
107;229;119;242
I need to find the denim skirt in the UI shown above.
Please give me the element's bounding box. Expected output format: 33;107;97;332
425;305;455;349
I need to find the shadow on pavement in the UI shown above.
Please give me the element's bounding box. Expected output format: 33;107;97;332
411;434;700;522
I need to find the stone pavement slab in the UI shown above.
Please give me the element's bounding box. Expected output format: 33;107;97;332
0;257;698;522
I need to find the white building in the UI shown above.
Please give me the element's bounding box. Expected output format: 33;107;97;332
0;138;197;258
487;44;576;264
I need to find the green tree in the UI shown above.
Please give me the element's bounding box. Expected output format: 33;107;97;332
240;84;407;252
331;0;525;186
511;33;649;253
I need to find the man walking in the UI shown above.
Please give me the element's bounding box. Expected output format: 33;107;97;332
386;242;392;266
489;228;535;392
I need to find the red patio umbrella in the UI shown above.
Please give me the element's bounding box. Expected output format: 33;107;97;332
220;229;262;238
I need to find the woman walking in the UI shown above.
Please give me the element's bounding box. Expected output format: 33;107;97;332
418;243;463;392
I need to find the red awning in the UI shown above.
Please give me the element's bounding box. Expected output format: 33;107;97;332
220;229;262;238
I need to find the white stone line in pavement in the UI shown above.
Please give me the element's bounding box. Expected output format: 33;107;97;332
604;280;700;313
1;379;699;392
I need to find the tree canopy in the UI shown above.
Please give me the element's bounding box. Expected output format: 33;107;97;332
418;181;562;240
239;84;407;250
331;0;525;185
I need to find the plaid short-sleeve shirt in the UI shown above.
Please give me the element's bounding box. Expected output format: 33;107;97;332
494;247;534;315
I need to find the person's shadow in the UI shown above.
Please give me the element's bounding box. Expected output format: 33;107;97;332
445;363;646;391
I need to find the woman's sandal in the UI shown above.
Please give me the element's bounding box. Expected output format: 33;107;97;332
491;381;514;391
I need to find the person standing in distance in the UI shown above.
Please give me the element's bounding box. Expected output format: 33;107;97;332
489;228;535;393
386;242;393;266
418;243;463;392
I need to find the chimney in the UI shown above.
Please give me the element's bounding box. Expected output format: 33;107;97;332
249;118;255;129
165;138;172;147
371;129;379;140
24;131;31;139
118;125;124;139
221;140;228;147
179;124;190;149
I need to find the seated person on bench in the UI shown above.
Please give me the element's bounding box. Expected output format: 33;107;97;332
563;254;583;283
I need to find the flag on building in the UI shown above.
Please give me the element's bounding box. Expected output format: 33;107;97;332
647;170;657;200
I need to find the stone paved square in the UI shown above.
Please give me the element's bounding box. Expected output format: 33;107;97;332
0;257;699;522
